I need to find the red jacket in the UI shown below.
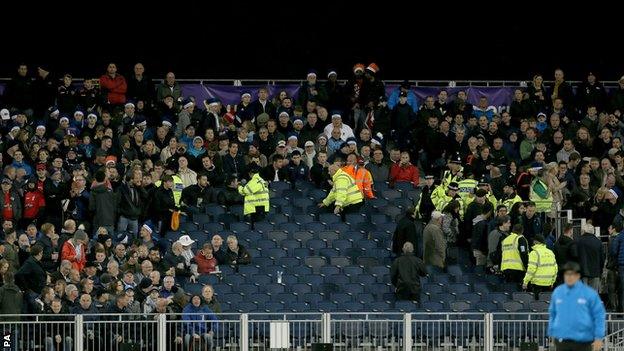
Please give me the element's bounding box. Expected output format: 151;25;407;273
194;251;218;274
61;240;86;272
23;190;45;219
99;74;127;105
389;162;420;187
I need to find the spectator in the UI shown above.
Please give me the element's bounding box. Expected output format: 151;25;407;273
323;113;354;141
116;169;145;241
577;223;604;292
156;72;182;103
60;230;88;272
0;270;23;317
554;224;578;280
390;242;427;301
523;235;558;300
488;215;511;272
99;63;127;106
287;150;309;182
89;170;117;236
319;163;364;219
177;156;197;188
423;211;446;270
182;295;218;349
217;175;244;207
211;235;228;265
0;177;22;224
392;207;419;256
389;152;419;188
153;175;178;237
260;154;288;182
471;203;494;270
201;285;221;313
15;244;47;313
195;243;218;275
225;235;251;266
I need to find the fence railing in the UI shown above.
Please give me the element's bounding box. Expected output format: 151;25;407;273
0;312;621;350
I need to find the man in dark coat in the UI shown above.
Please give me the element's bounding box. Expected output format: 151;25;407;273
88;170;118;235
153;175;177;237
0;270;23;318
554;224;578;271
390;242;427;301
392;207;419;256
471;203;494;269
576;223;604;291
15;244;47;313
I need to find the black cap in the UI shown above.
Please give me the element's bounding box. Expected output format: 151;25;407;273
475;189;488;198
449;153;462;164
562;261;581;274
448;182;459;191
424;175;434;180
138;277;152;289
399;91;408;98
478;177;489;186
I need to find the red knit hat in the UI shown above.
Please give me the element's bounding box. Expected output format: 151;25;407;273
366;63;380;74
353;63;365;74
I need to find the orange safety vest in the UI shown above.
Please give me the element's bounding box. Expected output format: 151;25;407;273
342;165;375;199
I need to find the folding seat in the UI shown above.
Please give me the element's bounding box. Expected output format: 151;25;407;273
432;274;452;285
367;198;388;209
304;222;327;232
539;292;552;303
203;222;224;233
353;274;376;286
293;248;312;258
180;222;199;232
236;301;258;312
342;302;364;312
450;301;471;312
473;283;490;295
250;274;272;286
257;239;276;251
488;292;510;305
356;239;378;251
301;292;324;304
406;189;421;202
291;283;312;295
317;231;340;243
319;266;340;276
246;248;260;259
280;239;301;251
344;212;368;225
447;283;471;294
319;248;339;259
342;265;363;277
218;213;240;227
164;231;181;243
292;231;313;242
429;292;456;306
229;222;251;233
293;198;314;211
205;205;226;218
238;266;260;276
185;283;204;296
188;231;207;244
393;198;413;210
300;274;323;286
422;283;443;295
376;223;396;234
223;293;244;304
502;301;523;312
357;257;380;269
512;292;535;307
226;275;245;286
380;206;401;219
317;301;336;312
319;213;342;225
321;283;341;295
268;213;289;225
376;182;390;192
365;283;390;295
252;222;274;233
343;283;364;295
421;301;444;312
242;230;263;243
277;257;300;267
370;214;389;225
330;293;352;304
263;248;287;260
275;292;297;304
332;239;353;252
250;293;271;304
267;230;288;243
369;301;392;312
270;181;291;192
276;222;300;233
529;301;549;312
197;274;219;286
453;274;478;284
458;293;482;305
325;274;350;287
343;230;365;241
218;265;235;276
280;274;298;285
355;293;377;305
344;248;366;261
238;284;259;295
192;213;211;225
330;257;351;268
369;265;389;278
475;302;497;312
253;257;274;268
381;189;401;201
262;283;285;295
304;257;326;273
293;214;315;225
306;238;327;252
368;248;391;259
263;302;284;312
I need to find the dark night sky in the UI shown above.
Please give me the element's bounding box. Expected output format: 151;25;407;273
2;4;621;82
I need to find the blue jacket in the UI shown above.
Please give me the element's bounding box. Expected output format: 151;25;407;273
609;231;624;267
182;303;218;335
548;281;605;343
387;89;418;112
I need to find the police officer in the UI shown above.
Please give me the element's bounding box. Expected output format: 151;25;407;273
238;165;270;224
523;234;558;299
501;181;522;210
500;223;529;284
431;181;462;214
441;153;463;188
548;261;605;351
319;163;364;220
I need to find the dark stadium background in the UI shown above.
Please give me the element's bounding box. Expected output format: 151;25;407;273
1;4;620;81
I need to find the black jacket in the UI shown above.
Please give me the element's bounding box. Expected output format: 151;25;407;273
116;183;146;220
4;74;34;110
554;235;578;268
222;153;247;179
471;215;490;253
89;184;118;227
226;244;252;265
36;235;59;272
217;187;244;207
127;75;156;104
251;100;276;119
392;215;419;255
181;184;213;208
390;253;427;295
577;233;604;278
16;256;47;294
260;165;289;182
163;252;192;278
153;186;177;218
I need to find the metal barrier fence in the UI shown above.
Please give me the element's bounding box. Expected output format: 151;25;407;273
0;312;622;350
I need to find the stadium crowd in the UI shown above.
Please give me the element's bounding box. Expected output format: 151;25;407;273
0;62;623;333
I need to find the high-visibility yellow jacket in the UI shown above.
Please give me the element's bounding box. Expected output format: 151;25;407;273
155;175;184;206
501;232;526;272
501;194;523;211
523;243;558;287
238;173;270;215
342;165;375;199
530;179;553;213
431;185;464;216
442;167;463;188
323;169;364;208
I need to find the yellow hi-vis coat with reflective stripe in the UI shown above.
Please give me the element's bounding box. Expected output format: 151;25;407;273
155;175;184;206
238;173;270;215
501;233;525;272
323;169;364;208
523;243;558;287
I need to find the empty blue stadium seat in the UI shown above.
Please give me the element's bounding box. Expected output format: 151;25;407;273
529;301;549;312
512;292;535;306
277;257;300;267
262;283;286;295
268;213;289;225
306;238;327;251
319;248;339;259
263;248;287;259
333;239;353;252
488;293;510;305
205;205;226;218
325;274;350;287
275;292;297;304
502;301;523;312
223;293;244;304
280;239;301;251
276;222;300;233
237;301;258;312
203;222;224;233
291;283;312;295
320;266;340;276
331;293;352;304
344;283;365;295
356;239;378;251
421;301;444;311
293;214;315;224
353;274;376;286
301;293;324;304
253;222;274;233
370;214;389;224
239;266;260;276
300;274;323;286
317;301;337;312
319;213;342;225
342;302;364;311
253;257;274;268
250;275;272;286
304;222;327;232
357;257;380;268
369;301;392;312
289;302;311;312
343;266;364;276
458;293;482;305
250;293;271;304
257;239;277;250
475;302;497;312
330;257;351;268
262;302;284;312
293;248;312;258
447;283;471;294
238;284;259;295
304;256;327;272
381;190;401;200
218;213;240;226
266;230;288;242
450;301;471;312
317;231;340;243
